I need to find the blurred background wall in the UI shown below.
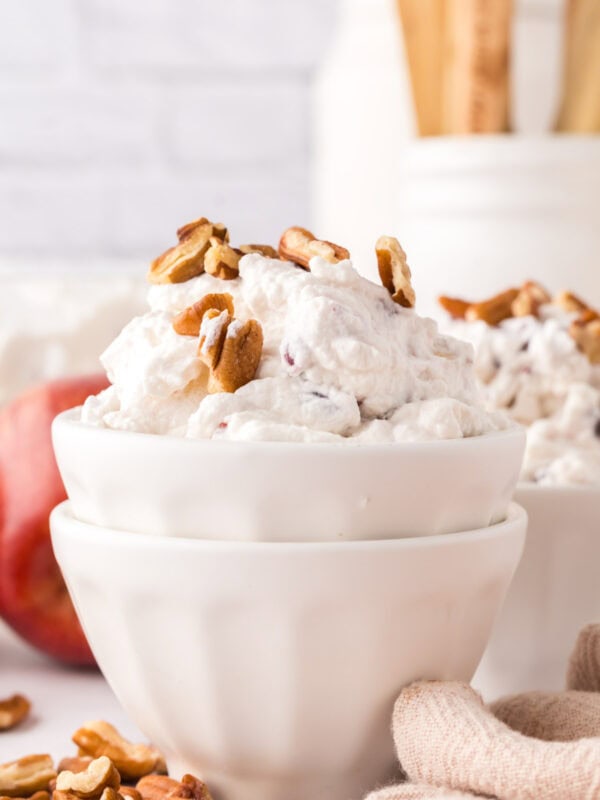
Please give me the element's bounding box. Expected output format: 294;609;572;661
0;0;337;270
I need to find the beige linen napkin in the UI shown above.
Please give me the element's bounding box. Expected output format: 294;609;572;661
367;624;600;800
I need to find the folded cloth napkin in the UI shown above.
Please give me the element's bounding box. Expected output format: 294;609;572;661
366;624;600;800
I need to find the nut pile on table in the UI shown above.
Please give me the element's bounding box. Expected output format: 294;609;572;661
0;695;212;800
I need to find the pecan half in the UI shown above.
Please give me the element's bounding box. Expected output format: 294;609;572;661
119;789;142;800
570;314;600;363
72;723;164;783
190;297;263;393
465;288;519;326
56;757;120;800
172;293;234;337
55;761;92;778
438;296;471;319
198;309;232;370
136;775;211;800
0;755;56;798
278;227;349;270
238;244;279;259
0;695;31;731
376;236;416;308
554;290;589;314
148;218;228;285
208;319;263;394
3;791;51;800
511;281;551;318
204;239;242;281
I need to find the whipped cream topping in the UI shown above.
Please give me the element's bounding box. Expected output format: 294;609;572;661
447;306;600;486
82;254;508;443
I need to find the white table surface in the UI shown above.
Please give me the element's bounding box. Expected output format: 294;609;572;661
0;620;144;763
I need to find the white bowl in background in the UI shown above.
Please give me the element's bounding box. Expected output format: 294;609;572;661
473;484;600;699
52;409;525;542
396;136;600;318
50;501;526;800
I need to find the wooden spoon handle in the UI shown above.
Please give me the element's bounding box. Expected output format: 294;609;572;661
396;0;445;136
556;0;600;132
442;0;513;134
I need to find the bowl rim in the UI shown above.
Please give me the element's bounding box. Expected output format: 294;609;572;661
516;482;600;497
53;407;526;455
51;500;527;554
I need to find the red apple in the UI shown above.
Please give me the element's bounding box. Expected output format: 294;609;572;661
0;375;108;666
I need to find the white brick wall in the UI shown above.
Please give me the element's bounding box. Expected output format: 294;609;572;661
0;0;337;267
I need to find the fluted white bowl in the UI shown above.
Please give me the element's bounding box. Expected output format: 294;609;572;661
50;501;526;800
474;484;600;698
52;409;525;541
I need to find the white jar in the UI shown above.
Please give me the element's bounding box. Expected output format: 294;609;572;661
314;0;600;314
396;135;600;317
312;0;413;278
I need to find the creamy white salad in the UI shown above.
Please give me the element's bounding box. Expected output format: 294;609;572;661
82;244;509;444
447;301;600;486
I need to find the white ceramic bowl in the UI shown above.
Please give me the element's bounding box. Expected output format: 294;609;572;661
474;484;600;699
50;500;526;800
52;409;525;541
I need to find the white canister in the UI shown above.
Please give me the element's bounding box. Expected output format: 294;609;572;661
396;135;600;317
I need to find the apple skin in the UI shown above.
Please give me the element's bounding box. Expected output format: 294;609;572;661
0;375;108;666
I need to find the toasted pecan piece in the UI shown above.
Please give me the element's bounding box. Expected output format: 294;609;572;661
238;244;279;259
208;319;263;394
56;757;120;800
172;293;235;337
511;281;551;318
376;236;416;308
3;791;51;800
72;722;163;783
198;309;231;370
0;755;56;798
55;761;92;778
578;308;600;324
204;238;242;281
0;694;31;731
119;789;142;800
148;218;228;285
278;227;349;270
570;315;600;363
438;296;471;319
554;290;589;314
465;288;519;326
135;777;178;800
136;775;211;800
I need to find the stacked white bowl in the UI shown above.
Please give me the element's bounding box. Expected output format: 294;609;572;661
51;410;527;800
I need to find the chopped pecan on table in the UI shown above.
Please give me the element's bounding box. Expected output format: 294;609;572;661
55;757;120;800
0;694;31;731
278;226;350;270
147;218;228;285
136;775;211;800
55;760;92;778
72;722;166;783
118;789;142;800
0;754;56;798
376;236;416;308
